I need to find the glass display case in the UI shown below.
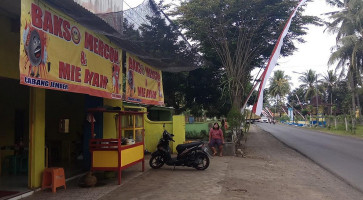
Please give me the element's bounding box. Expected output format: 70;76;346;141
87;108;145;185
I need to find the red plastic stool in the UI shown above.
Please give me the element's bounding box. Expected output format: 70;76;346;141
42;167;66;193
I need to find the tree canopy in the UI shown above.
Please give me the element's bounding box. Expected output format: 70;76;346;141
175;0;320;110
122;0;320;117
326;0;363;119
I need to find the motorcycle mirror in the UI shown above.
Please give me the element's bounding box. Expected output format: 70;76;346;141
163;123;165;128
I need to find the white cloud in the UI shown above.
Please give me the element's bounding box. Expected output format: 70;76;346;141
276;0;339;88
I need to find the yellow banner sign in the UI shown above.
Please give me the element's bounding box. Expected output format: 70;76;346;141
126;53;164;105
19;0;122;99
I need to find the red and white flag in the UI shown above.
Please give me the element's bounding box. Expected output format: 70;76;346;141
261;109;270;118
281;106;288;115
252;0;307;115
265;107;274;118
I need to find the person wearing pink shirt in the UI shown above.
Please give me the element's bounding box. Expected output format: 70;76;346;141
209;122;224;156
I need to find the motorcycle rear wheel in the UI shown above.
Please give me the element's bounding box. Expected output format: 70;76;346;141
194;153;210;170
149;155;164;169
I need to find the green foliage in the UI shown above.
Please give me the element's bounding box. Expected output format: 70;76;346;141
326;0;363;119
185;131;199;139
332;81;352;115
301;109;309;116
185;130;208;140
269;70;291;98
162;65;232;117
298;69;320;101
307;105;314;113
186;67;232;118
224;130;233;142
315;125;363;138
124;8;231;116
162;72;188;114
200;130;208;138
176;0;320;110
227;107;244;131
269;70;291;117
279;115;290;122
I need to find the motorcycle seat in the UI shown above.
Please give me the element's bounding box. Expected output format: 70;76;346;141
176;141;203;153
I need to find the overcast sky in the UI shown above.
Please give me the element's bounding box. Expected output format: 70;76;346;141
276;0;339;88
124;0;339;88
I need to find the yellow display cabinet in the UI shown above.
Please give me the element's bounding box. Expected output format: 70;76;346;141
87;108;145;185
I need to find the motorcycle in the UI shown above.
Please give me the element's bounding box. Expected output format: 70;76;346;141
149;129;210;170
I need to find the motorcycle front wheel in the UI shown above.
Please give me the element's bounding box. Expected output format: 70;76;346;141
149;155;164;169
194;152;210;170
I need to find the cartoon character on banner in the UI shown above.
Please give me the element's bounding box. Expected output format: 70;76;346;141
71;26;81;44
127;70;135;97
23;24;49;78
112;64;121;94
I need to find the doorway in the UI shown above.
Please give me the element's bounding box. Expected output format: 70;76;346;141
0;78;30;196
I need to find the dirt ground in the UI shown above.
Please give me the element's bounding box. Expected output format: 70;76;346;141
99;125;363;200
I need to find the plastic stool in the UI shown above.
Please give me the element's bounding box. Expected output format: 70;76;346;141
42;167;66;193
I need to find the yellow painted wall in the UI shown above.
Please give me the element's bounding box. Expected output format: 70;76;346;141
103;99;122;139
0;15;20;80
29;88;45;188
144;118;173;153
124;106;186;154
297;121;310;125
297;118;325;125
172;115;185;153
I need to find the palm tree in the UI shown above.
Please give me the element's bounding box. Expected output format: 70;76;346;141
298;69;322;123
298;69;319;101
326;0;363;120
321;70;338;115
269;70;291;117
328;36;363;117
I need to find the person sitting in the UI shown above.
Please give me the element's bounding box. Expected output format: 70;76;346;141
209;122;224;156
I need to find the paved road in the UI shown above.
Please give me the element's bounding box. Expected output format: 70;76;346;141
257;122;363;192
